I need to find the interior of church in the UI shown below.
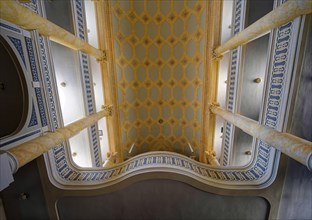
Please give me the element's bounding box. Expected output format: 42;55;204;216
0;0;311;219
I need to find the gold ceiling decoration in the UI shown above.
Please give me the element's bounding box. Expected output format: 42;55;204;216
109;0;207;158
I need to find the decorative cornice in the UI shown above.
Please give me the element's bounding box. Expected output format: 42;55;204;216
46;150;279;190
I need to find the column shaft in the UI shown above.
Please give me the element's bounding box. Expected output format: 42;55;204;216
210;105;312;170
8;107;112;170
214;0;312;56
0;0;106;60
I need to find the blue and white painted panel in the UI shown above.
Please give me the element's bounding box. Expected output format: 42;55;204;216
0;20;22;34
0;19;45;148
25;36;48;127
21;0;39;14
73;0;102;167
221;0;246;166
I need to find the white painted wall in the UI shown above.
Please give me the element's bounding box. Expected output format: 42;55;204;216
50;42;92;167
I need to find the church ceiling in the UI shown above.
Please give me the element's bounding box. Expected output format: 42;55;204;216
0;0;300;191
109;0;207;158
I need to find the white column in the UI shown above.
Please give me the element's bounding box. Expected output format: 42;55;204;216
0;0;107;60
214;0;312;56
7;106;112;172
210;105;312;170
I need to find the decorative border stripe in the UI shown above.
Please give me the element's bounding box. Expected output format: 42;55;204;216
221;0;245;166
25;36;48;127
38;36;59;129
22;0;38;14
73;0;102;167
0;129;41;147
0;22;21;34
8;36;26;66
28;100;38;127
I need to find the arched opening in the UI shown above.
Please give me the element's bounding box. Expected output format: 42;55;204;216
0;36;29;138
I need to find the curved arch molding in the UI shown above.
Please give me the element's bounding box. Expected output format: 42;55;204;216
45;149;280;190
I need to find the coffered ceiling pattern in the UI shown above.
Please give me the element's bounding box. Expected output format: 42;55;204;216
110;0;207;158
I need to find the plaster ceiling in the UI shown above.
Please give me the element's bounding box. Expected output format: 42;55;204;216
109;0;207;158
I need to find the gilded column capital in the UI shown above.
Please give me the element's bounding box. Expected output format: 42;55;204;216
101;105;113;116
208;102;220;113
205;150;220;166
103;152;118;168
212;50;223;61
96;50;108;62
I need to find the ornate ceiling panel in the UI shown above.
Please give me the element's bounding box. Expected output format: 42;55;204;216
110;0;207;158
1;0;291;191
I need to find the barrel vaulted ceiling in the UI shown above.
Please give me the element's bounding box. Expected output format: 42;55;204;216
108;0;207;158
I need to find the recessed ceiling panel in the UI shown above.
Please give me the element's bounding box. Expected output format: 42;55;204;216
111;0;207;158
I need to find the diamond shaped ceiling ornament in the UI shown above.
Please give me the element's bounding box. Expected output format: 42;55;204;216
168;11;178;23
181;33;189;43
142;37;151;47
118;57;127;67
127;11;137;22
141;13;150;23
194;29;203;41
114;5;124;18
145;99;153;107
156;79;164;88
116;32;125;43
180;56;189;66
130;58;139;68
169;79;176;87
143;59;151;67
156;59;164;68
168;36;177;46
179;79;188;87
194;2;204;13
155;13;164;24
129;35;139;46
155;37;163;47
132;81;140;89
168;58;176;67
181;8;191;20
